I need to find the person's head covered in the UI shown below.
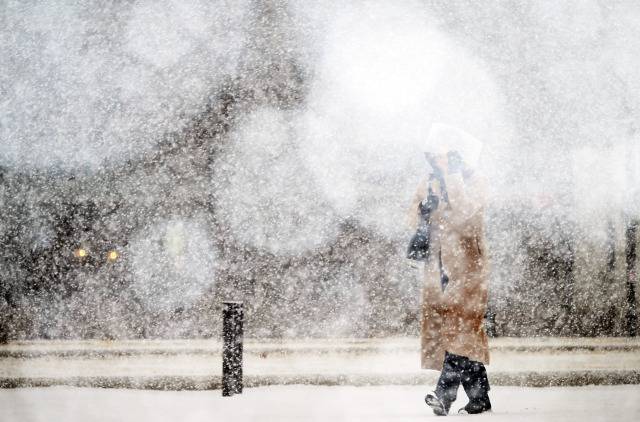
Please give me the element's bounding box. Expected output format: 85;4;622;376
423;123;483;170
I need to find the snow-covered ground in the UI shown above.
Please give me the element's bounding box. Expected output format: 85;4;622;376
3;348;639;379
2;385;640;422
2;338;640;388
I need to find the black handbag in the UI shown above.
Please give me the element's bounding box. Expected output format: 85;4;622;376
406;191;439;261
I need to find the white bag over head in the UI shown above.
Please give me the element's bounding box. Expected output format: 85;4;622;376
423;123;483;169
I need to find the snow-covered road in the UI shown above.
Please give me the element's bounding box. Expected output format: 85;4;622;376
2;385;639;421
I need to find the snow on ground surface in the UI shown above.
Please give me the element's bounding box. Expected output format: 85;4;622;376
3;349;640;379
2;338;640;380
4;337;640;354
2;385;640;422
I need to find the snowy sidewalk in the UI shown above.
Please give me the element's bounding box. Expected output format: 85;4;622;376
2;338;640;389
3;385;640;421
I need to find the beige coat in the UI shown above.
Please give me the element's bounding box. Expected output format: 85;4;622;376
409;172;490;370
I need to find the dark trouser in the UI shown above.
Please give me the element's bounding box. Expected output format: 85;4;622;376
435;352;491;406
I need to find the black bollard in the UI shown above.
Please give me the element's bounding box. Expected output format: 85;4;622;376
222;301;243;396
626;220;638;336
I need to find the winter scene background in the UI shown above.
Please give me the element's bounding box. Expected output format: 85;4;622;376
3;1;640;420
1;0;639;343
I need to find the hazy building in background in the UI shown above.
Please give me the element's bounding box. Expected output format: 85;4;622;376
1;0;638;341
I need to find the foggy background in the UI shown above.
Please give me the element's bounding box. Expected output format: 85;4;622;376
1;0;639;341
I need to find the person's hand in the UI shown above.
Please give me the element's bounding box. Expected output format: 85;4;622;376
419;192;439;218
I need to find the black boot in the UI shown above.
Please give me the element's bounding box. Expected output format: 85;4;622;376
425;391;451;416
458;398;492;414
459;357;492;414
428;352;463;416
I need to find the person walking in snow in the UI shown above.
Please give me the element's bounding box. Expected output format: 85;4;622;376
408;123;492;415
